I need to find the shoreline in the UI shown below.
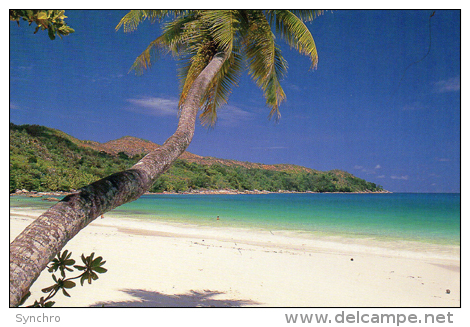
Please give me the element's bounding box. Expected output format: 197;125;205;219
10;207;460;260
10;193;459;249
10;207;460;307
10;188;393;198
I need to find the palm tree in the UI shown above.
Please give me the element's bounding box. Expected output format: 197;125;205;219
10;10;322;306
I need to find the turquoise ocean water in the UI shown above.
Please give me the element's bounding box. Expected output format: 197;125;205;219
10;193;460;246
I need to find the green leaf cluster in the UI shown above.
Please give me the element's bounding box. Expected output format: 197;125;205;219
48;249;75;278
22;250;107;307
74;253;107;286
10;10;75;40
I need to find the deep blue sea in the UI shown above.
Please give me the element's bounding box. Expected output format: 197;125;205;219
10;193;460;246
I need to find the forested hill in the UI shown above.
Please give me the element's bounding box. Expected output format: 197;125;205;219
9;123;385;193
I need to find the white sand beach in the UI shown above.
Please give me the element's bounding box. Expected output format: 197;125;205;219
10;209;460;307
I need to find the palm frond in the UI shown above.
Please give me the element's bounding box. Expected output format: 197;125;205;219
200;10;240;56
178;49;210;109
244;11;287;118
264;45;287;120
199;49;244;126
116;10;188;32
129;35;166;75
116;10;146;32
267;10;319;69
130;12;200;75
163;12;203;55
176;11;244;122
288;10;325;22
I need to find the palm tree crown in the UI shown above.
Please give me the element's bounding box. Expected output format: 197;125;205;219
117;10;323;125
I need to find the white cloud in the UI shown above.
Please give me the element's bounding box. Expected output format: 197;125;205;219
436;158;451;162
354;164;381;174
216;104;255;126
402;101;427;111
250;146;288;150
391;175;409;180
125;97;179;117
17;65;33;71
124;97;255;126
88;73;124;85
10;102;19;110
377;175;386;178
434;76;460;93
285;82;301;91
361;168;376;175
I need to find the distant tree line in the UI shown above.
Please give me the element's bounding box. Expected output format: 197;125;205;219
9;123;383;193
153;160;382;193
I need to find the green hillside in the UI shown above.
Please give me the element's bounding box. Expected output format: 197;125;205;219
9;123;384;193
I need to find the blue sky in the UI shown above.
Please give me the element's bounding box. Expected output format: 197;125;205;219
9;10;461;193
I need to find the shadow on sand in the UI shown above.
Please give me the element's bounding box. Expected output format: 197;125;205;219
91;289;260;307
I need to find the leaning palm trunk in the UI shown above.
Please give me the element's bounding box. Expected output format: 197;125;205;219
9;52;227;307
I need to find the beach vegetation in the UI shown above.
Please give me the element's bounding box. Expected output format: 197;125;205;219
10;123;383;193
18;250;107;307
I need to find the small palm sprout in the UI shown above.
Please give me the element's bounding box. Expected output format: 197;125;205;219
74;252;108;286
48;249;75;278
21;250;107;307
